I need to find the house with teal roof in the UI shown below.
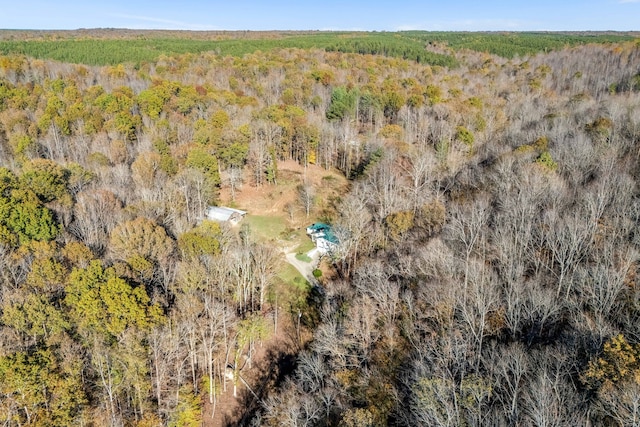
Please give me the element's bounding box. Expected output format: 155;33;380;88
306;222;339;254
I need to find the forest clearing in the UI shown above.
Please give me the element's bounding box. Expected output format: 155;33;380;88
0;29;640;426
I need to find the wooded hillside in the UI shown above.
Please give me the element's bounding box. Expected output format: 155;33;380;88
0;31;640;426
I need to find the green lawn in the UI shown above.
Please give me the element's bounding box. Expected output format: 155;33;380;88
245;213;311;285
243;215;288;242
243;215;318;311
295;239;316;255
272;263;311;311
295;252;313;262
244;214;315;250
277;263;310;291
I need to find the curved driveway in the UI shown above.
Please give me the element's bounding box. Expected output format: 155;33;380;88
285;248;321;285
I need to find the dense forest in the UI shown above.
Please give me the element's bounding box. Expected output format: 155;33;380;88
1;30;640;426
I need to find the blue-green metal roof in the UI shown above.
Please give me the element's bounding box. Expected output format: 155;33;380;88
307;223;339;244
323;228;339;245
308;222;331;232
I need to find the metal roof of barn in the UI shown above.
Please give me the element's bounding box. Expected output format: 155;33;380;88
206;206;247;222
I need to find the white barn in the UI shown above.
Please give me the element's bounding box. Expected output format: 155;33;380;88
205;206;247;224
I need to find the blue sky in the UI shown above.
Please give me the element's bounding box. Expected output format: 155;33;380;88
1;0;638;31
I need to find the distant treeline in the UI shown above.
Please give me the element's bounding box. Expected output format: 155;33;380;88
404;31;637;58
0;31;636;66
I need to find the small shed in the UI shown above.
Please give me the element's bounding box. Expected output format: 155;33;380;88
205;206;247;224
306;223;339;254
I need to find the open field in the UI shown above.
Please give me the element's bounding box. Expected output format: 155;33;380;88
223;160;347;303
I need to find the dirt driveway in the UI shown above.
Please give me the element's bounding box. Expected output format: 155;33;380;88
285;248;320;284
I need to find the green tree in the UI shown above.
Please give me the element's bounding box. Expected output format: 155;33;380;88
383;90;404;122
1;293;69;346
177;220;222;260
153;139;178;176
217;131;250;169
95;86;140;141
266;147;278;184
385;210;415;241
185;147;221;186
23;242;67;294
137;87;167;120
425;84;443;105
169;385;202;427
584;334;640;388
535;151;558;171
20;159;70;203
3;189;59;244
0;167;17;194
455;126;475;147
0;348;85;426
326;86;358;121
64;260;162;342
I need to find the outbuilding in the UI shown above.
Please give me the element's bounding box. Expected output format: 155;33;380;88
205;206;247;224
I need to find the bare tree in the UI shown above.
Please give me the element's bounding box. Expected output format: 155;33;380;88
403;146;437;211
334;184;375;277
170;168;212;232
197;294;231;414
224;165;244;202
149;324;184;420
457;260;499;369
298;180;315;218
251;243;280;310
521;349;588;427
249;121;281;186
445;196;490;291
71;189;122;254
365;151;406;221
262;380;322;427
491;343;529;425
542;206;595;298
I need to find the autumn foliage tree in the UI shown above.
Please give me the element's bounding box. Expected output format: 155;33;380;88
0;32;639;426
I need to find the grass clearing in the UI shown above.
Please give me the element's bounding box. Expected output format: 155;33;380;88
244;215;288;242
244;214;315;254
277;263;310;291
295;252;313;262
295;239;315;254
223;163;341;317
244;214;312;294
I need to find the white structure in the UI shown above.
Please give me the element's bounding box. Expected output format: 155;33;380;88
306;223;339;255
205;206;247;224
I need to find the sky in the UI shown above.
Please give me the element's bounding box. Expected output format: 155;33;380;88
0;0;638;32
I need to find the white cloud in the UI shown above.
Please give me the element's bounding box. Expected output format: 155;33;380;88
396;19;528;32
109;13;218;31
318;27;368;31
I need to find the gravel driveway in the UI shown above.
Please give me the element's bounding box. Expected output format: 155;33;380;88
285;248;321;284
